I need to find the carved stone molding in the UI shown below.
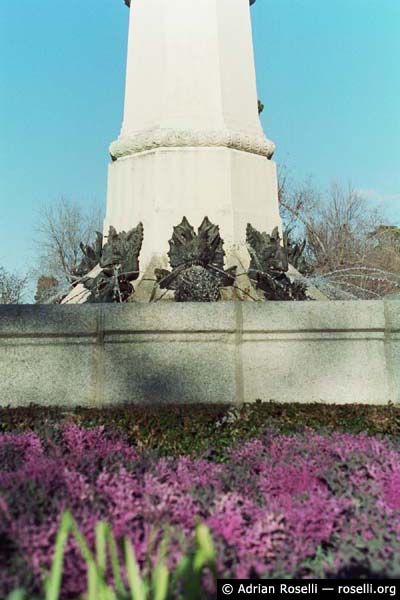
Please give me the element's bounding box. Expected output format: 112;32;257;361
109;128;275;160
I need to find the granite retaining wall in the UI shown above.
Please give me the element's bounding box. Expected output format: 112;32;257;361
0;299;399;406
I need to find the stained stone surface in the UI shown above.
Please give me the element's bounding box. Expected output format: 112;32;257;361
0;300;398;407
384;295;400;404
0;304;98;336
241;302;388;405
0;305;99;407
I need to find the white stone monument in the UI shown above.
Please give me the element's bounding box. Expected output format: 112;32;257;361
104;0;281;277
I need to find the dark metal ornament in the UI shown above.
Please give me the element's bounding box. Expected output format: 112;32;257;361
74;223;144;303
283;232;310;275
246;224;308;301
155;217;236;302
73;232;103;279
100;225;144;280
83;268;134;304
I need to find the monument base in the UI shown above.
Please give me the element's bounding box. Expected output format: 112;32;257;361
104;146;282;273
0;300;397;407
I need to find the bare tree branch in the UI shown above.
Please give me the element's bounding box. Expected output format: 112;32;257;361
34;198;103;291
278;174;400;299
0;268;27;304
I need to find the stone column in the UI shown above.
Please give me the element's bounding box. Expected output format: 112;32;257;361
104;0;281;275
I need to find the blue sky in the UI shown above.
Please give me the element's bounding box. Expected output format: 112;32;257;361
0;0;399;275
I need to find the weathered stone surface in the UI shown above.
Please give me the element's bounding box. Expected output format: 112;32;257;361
384;295;400;404
102;302;237;333
241;300;385;332
240;301;389;404
0;338;97;407
0;304;98;336
0;300;398;407
0;305;99;407
384;294;400;331
133;255;169;302
102;334;237;405
102;303;238;404
104;147;282;275
241;334;388;405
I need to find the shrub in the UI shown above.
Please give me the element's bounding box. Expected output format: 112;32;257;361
5;511;216;600
1;402;399;460
1;426;400;598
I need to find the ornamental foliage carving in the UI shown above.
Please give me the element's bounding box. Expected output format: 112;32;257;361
71;220;311;303
74;224;144;303
155;217;236;302
109;128;275;160
246;224;308;301
73;232;103;279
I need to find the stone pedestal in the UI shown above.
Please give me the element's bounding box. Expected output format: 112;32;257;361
104;146;280;271
104;0;281;276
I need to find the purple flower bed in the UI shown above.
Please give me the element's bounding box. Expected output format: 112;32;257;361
1;425;400;597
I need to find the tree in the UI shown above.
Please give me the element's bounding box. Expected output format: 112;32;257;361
278;173;400;299
34;198;103;295
34;275;59;304
0;267;27;304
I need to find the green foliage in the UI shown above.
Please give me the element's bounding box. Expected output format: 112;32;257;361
0;402;399;461
6;513;216;600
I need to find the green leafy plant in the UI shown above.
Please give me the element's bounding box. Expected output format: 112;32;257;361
1;402;399;461
7;512;217;600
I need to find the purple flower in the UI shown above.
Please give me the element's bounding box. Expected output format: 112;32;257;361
1;425;399;597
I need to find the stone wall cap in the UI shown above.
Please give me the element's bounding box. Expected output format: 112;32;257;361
0;305;99;337
242;300;385;332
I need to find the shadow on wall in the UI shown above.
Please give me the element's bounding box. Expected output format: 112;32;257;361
0;300;396;407
103;334;236;405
